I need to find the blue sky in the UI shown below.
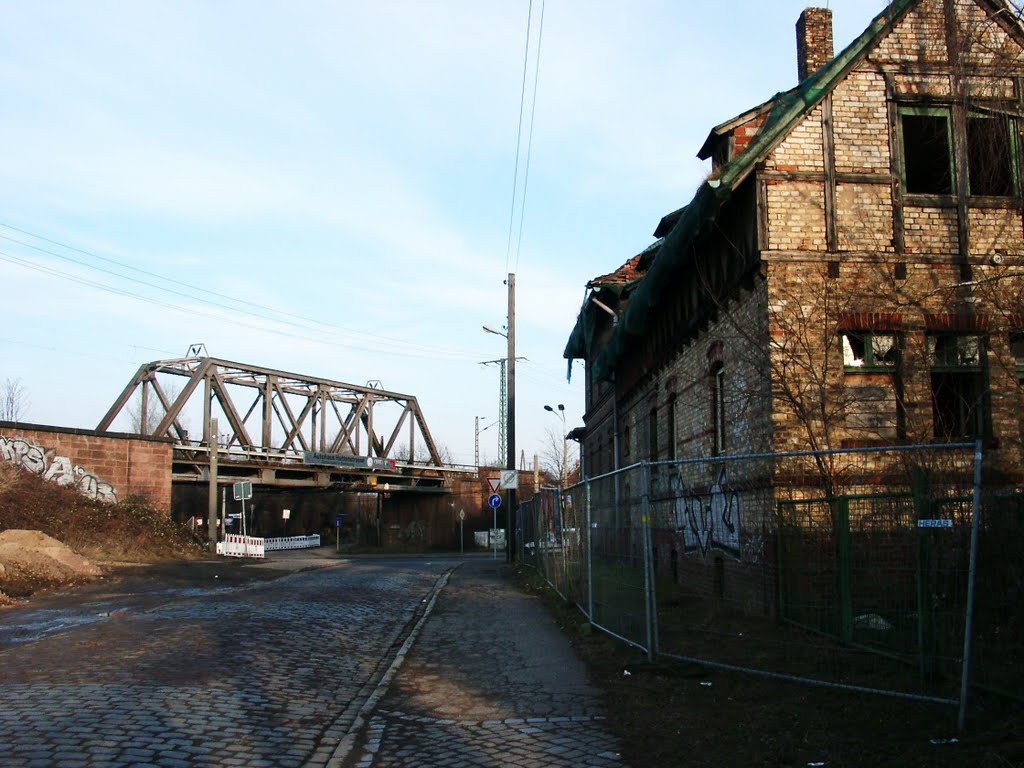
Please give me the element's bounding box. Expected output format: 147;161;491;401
0;0;889;468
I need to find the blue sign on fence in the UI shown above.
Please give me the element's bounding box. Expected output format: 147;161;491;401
917;519;953;528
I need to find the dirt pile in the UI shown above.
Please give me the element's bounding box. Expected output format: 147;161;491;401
0;529;103;599
0;461;205;601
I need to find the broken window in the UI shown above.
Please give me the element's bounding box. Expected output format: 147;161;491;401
967;114;1017;197
842;332;898;370
900;110;953;195
929;334;985;440
842;331;903;440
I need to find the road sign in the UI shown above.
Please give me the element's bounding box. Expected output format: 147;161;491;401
459;509;465;521
282;508;291;520
232;481;252;501
500;469;518;489
487;494;502;509
487;477;501;494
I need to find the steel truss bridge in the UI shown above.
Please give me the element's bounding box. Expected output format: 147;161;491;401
98;357;464;493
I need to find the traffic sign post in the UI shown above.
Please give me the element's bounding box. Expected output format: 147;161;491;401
487;494;502;559
458;508;466;554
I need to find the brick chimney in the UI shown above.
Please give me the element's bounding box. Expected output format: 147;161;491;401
796;7;834;82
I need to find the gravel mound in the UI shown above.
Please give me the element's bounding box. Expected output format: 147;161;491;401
0;529;102;598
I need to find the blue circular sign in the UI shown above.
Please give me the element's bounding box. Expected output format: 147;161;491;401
487;493;502;509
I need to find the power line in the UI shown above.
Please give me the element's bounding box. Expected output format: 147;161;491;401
514;0;545;275
505;0;535;277
0;223;490;363
0;249;487;364
0;222;486;362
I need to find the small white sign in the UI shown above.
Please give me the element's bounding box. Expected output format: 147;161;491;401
500;469;518;489
487;477;501;494
282;508;291;520
458;509;465;521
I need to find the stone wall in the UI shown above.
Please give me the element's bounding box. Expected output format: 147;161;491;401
0;422;172;509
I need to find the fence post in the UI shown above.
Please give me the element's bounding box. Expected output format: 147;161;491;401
958;439;984;732
912;466;935;681
835;496;853;644
640;462;654;661
586;478;594;624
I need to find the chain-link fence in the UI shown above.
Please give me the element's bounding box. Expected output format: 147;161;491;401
517;443;1020;723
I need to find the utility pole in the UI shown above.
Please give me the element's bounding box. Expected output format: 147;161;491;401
207;417;218;552
506;272;516;562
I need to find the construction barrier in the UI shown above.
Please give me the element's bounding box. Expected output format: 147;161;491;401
216;534;265;558
264;534;321;551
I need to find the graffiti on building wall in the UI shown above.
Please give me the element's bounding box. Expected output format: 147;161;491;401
669;468;741;559
0;435;118;503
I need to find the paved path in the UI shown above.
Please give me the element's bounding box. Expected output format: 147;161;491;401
0;553;625;767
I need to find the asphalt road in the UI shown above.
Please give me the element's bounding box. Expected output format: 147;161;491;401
0;551;625;768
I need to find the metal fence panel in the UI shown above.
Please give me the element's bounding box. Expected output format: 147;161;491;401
519;443;1022;712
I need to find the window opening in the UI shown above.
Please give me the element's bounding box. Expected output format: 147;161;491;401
929;334;985;439
667;396;677;461
1011;333;1024;382
648;406;658;461
901;111;953;194
967;114;1016;197
842;332;898;370
712;363;726;455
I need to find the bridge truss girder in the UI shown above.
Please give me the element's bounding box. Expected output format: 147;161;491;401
97;357;451;489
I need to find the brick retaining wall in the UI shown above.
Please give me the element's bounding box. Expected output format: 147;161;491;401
0;422;172;510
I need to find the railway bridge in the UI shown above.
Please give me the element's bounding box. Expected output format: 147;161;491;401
97;357;469;497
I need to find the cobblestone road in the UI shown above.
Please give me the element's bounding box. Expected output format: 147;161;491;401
0;554;625;767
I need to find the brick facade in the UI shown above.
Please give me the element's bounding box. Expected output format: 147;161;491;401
568;0;1024;612
0;422;173;509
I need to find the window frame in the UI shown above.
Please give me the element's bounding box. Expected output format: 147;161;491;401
898;106;955;196
1011;332;1024;383
928;333;987;440
842;331;900;373
966;111;1020;198
711;363;726;456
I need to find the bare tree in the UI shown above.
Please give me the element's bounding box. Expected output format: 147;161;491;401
0;378;30;423
539;425;578;487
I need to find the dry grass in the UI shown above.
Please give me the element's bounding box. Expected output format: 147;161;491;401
0;463;206;595
515;565;1024;768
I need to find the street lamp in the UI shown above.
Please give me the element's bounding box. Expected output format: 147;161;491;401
544;404;567;488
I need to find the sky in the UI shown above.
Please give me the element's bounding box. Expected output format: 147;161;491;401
0;0;892;470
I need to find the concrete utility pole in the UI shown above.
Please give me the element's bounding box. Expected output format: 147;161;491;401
207;417;218;552
506;273;516;562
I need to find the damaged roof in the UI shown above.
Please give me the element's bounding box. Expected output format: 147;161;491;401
566;0;924;382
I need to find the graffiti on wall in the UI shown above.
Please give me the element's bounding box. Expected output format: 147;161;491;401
669;468;741;559
0;435;118;503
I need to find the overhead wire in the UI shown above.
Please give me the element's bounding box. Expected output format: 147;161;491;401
0;248;486;364
513;0;545;275
0;223;490;363
504;0;534;278
0;222;486;362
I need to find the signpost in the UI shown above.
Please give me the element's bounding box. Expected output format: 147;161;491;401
458;508;465;554
488;494;502;559
232;481;253;556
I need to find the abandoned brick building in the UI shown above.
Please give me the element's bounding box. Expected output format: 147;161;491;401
564;0;1024;605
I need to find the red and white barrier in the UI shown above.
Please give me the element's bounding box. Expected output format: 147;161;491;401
216;534;265;558
264;535;321;551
